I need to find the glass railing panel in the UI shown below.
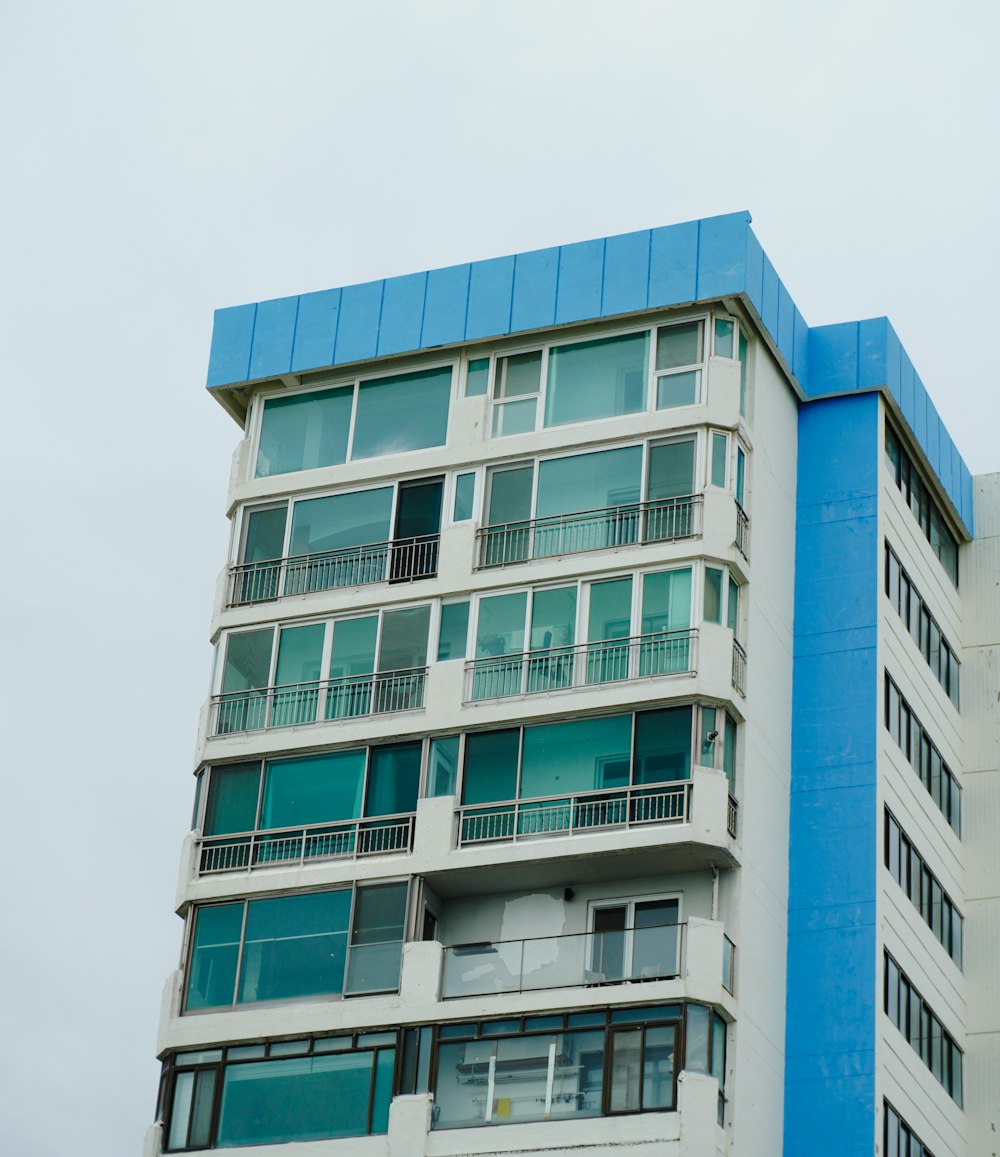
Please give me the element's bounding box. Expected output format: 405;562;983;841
344;941;403;996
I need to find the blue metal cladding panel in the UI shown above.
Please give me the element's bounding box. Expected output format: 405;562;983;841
694;210;750;299
924;391;942;480
900;348;919;440
421;263;470;348
377;272;427;358
333;279;384;366
554;238;605;325
777;280;795;367
647;219;699;307
807;323;859;397
465;256;515;341
248;296;297;380
290;289;340;373
792;305;809;388
743;226;765;318
857;317;888;391
207;304;256;388
601;229;651;317
786;392;880;1157
510;247;559;334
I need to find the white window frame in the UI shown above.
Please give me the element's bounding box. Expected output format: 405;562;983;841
587;892;684;980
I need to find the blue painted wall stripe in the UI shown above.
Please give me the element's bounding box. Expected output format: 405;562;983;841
785;392;880;1156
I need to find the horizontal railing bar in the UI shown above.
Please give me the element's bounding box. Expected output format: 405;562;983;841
199;813;417;844
457;778;690;813
447;920;684;952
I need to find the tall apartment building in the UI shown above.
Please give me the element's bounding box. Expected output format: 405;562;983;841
147;212;999;1157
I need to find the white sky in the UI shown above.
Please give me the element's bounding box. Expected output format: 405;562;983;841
1;2;997;1153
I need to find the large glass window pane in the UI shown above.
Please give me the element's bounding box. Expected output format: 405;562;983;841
272;623;325;726
634;706;692;782
704;568;723;624
492;397;536;437
544;332;649;428
222;630;273;692
328;617;378;678
537;446;642;519
587;577;633;684
242;506;287;563
476;592;528;657
378;606;430;671
521;714;632;798
205;763;261;836
641;569;692;632
370;1049;395;1134
494;351;542;398
256;387;353;478
462;730;520;804
261;750;367;828
487;465;533;525
656;371;699;409
289;488;393;559
237;890;351;1004
453;473;475;521
351;367;452;460
642;1025;675;1108
365;743;421;816
526;586;577;691
685;1004;710;1073
466;357;490;397
428;735;460;796
438;601;470;661
167;1072;194;1150
610;1029;643;1112
186;903;243;1010
217;1052;377;1146
647;440;695;500
433;1040;489;1128
189;1069;217;1148
714;318;735;358
710;432;728;487
738;330;748;415
346;883;408;994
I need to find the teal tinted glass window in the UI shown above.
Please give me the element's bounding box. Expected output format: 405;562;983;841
494;351;542;398
429;735;460;796
370;1049;395;1134
634;706;692;782
656;321;702;369
237;890;352;1005
243;506;287;563
453;472;475;521
378;606;430;670
347;883;408;994
487;465;533;525
724;713;736;791
641;569;691;633
735;446;746;504
365;743;421;816
727;578;739;630
217;1051;380;1146
289;488;393;556
714;318;735;358
465;357;490;397
588;577;633;641
738;331;748;415
256;387;352;478
222;630;273;692
463;729;519;804
476;592;527;658
186;903;243;1010
492;397;537;437
352;367;452;460
700;706;718;765
711;433;728;487
520;714;632;797
536;446;642;518
329;617;378;677
261;750;366;828
685;1004;710;1072
275;623;325;685
656;371;699;409
438;601;470;661
704;568;723;624
647;440;695;500
205;763;261;836
544;332;648;428
530;586;577;650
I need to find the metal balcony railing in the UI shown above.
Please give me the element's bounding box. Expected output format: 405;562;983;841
731;640;747;696
210;667;427;736
456;779;693;847
463;629;697;702
442;921;686;999
227;534;439;605
735;502;750;560
475;494;703;569
197;813;416;874
727;794;738;839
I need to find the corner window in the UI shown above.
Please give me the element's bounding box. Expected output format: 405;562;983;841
655;320;703;409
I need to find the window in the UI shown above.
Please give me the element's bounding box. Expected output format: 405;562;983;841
438;601;470;661
232;477;444;603
884;952;963;1105
452;472;475;521
885;423;959;586
492;350;542;436
465;357;490;397
163;1033;397;1150
884;545;959;706
884;673;961;832
480;437;701;568
655;320;703;408
184;882;408;1011
885;810;962;965
589;897;681;982
255;364;452;478
544;331;649;428
884;1101;935;1157
214;606;431;734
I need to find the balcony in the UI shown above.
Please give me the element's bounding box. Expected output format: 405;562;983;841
227;534;439;605
196;813;415;874
210;667;427;736
475;495;703;569
463;630;697;703
730;640;746;697
456;780;692;848
442;921;684;998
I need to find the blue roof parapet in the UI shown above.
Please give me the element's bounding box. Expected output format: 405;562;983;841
206;211;972;535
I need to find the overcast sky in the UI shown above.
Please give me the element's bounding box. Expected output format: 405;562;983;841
1;2;997;1154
